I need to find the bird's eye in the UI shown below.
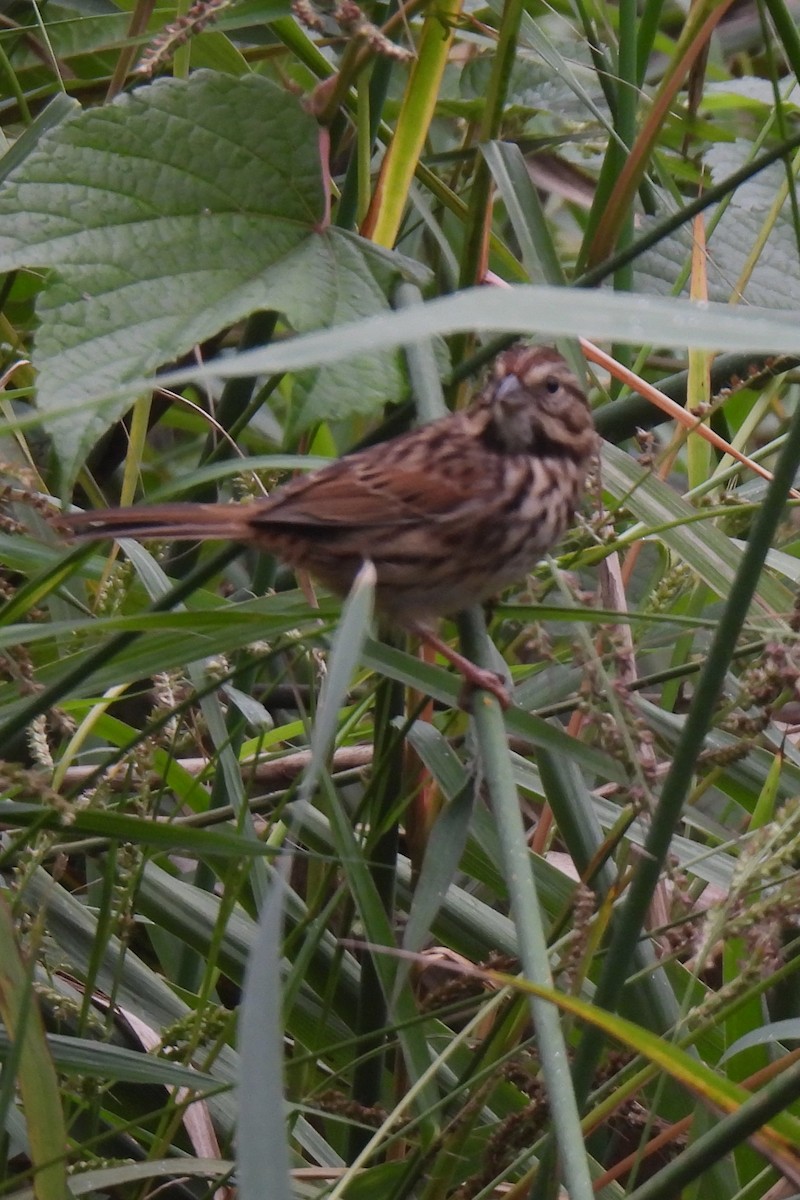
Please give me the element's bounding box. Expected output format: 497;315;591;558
545;376;560;394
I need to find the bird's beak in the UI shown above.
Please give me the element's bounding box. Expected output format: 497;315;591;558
494;373;525;406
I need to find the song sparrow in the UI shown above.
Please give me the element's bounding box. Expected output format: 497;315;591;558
59;345;596;706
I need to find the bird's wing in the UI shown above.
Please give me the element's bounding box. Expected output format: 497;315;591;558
252;459;487;529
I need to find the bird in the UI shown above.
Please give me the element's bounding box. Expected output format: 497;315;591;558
58;344;596;706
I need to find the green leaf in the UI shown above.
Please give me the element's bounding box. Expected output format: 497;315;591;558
238;874;293;1200
0;1027;218;1087
0;801;281;857
0;72;425;487
0;897;68;1200
152;284;800;395
603;441;794;613
636;141;800;309
11;1158;235;1200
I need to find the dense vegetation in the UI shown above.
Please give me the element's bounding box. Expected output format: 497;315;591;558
2;0;800;1196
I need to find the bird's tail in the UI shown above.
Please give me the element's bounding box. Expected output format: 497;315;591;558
58;502;255;543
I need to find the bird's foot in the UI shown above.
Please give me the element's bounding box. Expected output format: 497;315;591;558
410;622;512;710
456;666;512;711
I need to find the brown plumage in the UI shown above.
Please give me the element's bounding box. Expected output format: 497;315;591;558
59;345;596;705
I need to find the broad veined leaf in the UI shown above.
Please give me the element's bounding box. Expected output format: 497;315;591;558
0;71;426;488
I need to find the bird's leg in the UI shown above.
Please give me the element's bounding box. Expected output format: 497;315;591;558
409;622;511;710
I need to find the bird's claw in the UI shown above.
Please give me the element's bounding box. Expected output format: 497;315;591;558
457;668;512;711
